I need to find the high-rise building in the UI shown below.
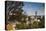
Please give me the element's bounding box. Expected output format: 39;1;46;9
35;11;37;18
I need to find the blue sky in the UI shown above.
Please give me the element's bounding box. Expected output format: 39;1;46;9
22;2;45;16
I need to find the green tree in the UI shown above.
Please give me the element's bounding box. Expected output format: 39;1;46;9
6;1;24;22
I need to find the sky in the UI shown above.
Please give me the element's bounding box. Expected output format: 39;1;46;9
22;2;45;16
